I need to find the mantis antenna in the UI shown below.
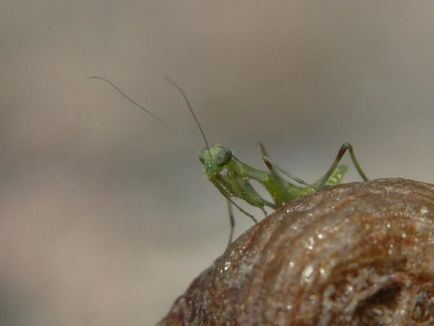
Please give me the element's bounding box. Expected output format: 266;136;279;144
88;75;194;146
164;76;211;152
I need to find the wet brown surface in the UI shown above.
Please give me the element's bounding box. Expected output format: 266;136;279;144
160;179;434;325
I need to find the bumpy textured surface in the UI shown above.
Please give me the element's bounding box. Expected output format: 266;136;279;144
159;179;434;325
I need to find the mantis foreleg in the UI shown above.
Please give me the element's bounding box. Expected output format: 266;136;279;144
211;178;258;224
227;200;235;247
211;180;258;246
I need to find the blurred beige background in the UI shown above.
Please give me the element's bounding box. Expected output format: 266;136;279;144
1;1;434;325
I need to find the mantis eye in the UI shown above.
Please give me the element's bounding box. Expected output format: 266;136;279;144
215;150;232;166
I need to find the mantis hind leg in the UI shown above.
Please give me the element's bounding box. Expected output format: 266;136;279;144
317;143;369;189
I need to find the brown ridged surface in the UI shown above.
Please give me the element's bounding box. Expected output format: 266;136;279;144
159;178;434;325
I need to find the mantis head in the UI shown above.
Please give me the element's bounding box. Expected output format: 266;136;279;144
199;145;233;176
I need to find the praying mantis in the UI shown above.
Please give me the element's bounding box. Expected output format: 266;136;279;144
90;76;369;246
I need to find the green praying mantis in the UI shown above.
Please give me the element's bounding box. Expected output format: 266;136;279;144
90;76;369;246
